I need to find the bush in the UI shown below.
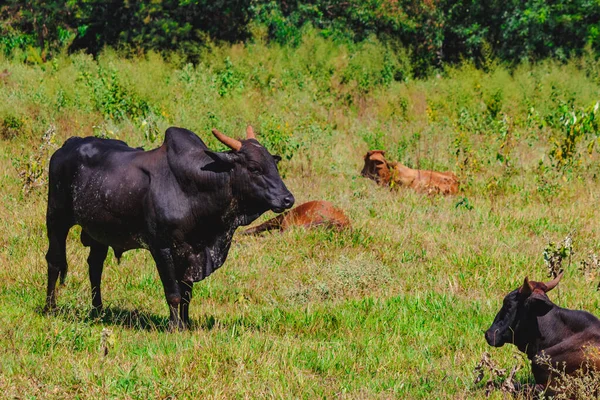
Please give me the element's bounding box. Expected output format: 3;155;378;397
0;113;24;140
548;100;600;171
79;65;152;122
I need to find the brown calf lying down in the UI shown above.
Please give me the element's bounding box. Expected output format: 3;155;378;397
361;150;459;195
242;200;350;235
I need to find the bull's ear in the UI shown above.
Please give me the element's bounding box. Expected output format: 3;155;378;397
525;293;554;316
205;150;237;169
272;155;282;164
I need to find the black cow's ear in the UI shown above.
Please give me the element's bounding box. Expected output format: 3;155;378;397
205;150;236;164
205;151;237;168
272;155;282;164
525;293;554;316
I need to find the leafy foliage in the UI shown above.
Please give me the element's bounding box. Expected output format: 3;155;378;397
3;0;600;70
79;65;152;122
548;101;600;170
11;125;57;194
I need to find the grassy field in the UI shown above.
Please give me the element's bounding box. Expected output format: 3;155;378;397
2;35;600;398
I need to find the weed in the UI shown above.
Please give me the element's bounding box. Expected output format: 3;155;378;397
534;160;562;203
0;113;24;140
495;114;514;169
139;115;160;144
579;252;600;289
455;197;474;210
535;350;600;399
543;233;573;278
341;37;407;93
484;89;503;120
473;352;523;396
548;100;600;171
257;117;302;161
79;66;152;122
11;125;57;194
217;57;245;97
361;129;385;151
99;328;113;357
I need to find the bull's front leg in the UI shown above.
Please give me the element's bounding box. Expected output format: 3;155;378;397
179;281;193;328
150;247;184;331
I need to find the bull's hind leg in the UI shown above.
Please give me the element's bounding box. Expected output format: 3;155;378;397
81;232;109;313
179;281;193;329
44;223;70;313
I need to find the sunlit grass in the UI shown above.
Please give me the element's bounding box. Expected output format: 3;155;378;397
1;39;600;398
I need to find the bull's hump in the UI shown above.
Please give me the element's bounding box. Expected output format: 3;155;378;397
164;127;208;154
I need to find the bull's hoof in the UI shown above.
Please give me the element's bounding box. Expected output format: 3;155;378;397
90;305;104;319
168;320;186;332
42;304;57;315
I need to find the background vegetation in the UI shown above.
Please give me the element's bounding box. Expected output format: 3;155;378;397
2;0;600;73
2;1;600;398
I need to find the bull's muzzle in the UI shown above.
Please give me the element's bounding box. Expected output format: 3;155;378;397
484;328;503;347
272;193;295;213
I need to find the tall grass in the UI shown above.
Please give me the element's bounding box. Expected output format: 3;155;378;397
1;34;600;398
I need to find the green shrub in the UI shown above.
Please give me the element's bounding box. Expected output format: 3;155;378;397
0;113;24;140
548;100;600;170
341;37;411;93
79;65;152;122
11;125;57;194
217;57;245;97
257;116;302;161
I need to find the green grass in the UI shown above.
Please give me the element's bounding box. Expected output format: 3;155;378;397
1;37;600;398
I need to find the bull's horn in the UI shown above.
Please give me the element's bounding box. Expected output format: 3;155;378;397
212;128;242;151
545;271;564;292
246;125;256;140
520;277;533;295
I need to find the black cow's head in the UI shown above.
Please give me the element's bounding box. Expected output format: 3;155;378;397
485;272;563;348
207;126;294;214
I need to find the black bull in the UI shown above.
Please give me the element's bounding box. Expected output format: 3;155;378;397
44;126;294;330
485;273;600;391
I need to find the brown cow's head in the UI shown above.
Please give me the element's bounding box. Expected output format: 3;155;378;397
485;273;563;348
361;150;391;185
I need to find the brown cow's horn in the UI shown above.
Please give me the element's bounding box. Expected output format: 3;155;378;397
520;277;533;295
212;128;242;151
545;271;564;292
246;125;256;140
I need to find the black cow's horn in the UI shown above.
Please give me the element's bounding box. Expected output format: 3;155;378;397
246;125;256;140
545;271;564;292
212;128;242;151
520;277;533;295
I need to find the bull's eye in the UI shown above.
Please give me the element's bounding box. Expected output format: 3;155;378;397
248;165;262;175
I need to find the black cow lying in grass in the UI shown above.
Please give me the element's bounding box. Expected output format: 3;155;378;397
44;126;294;330
485;272;600;393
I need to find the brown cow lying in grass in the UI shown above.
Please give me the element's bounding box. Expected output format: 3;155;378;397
361;150;459;195
242;200;350;235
